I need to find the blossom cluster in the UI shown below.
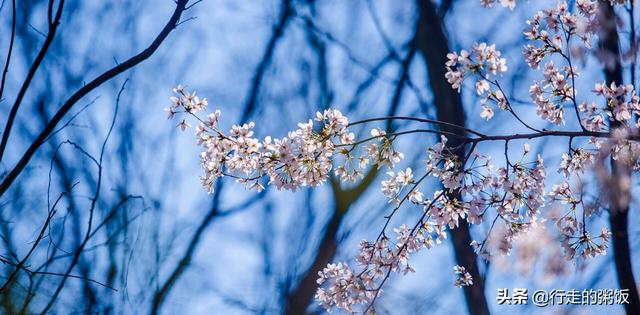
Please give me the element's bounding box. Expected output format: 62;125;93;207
548;140;620;260
445;43;508;120
164;1;640;314
166;86;356;193
165;85;209;130
480;0;516;10
314;134;550;313
486;218;575;281
480;0;619;14
453;265;474;287
606;129;640;171
445;42;508;93
523;0;598;67
165;89;634;313
315;223;445;313
381;135;546;242
529;61;575;125
590;82;640;129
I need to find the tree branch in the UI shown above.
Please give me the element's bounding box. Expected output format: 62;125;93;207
0;0;63;161
0;0;16;103
0;0;190;199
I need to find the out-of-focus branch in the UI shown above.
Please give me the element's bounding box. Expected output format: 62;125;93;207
240;0;292;123
598;3;640;314
149;184;222;315
39;79;127;313
306;14;333;110
346;52;395;112
415;1;490;315
148;185;265;315
36;94;98;313
284;168;379;315
0;0;190;199
0;0;63;162
0;0;16;103
0;256;116;291
365;0;401;61
0;181;77;293
386;42;416;131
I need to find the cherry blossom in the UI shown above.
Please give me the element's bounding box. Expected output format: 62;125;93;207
163;1;640;313
453;265;474;287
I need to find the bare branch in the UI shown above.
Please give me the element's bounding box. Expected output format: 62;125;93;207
0;0;190;198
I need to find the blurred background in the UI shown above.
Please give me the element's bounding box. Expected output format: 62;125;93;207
0;0;637;314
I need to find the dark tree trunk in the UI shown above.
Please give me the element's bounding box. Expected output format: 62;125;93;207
599;3;640;315
415;1;490;315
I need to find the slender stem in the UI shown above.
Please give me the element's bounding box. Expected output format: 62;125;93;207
560;36;587;131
